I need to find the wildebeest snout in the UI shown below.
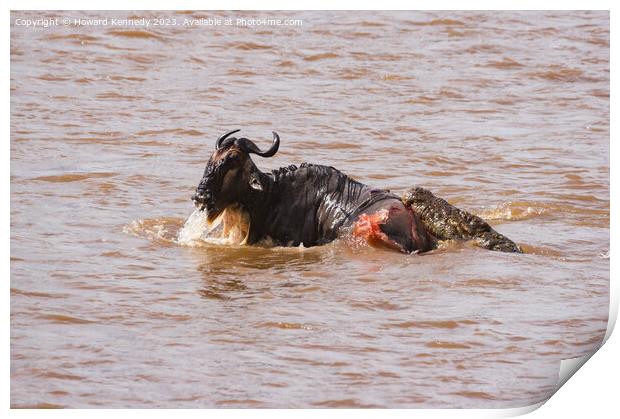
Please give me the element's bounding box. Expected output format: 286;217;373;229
191;192;204;205
192;181;209;209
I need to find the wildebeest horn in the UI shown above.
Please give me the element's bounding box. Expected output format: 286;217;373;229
216;129;241;150
236;131;280;158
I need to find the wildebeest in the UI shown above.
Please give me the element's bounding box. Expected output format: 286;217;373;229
191;130;521;254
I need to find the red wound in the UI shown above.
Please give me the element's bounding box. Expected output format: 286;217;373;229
352;210;403;251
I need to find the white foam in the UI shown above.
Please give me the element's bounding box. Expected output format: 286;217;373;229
176;209;209;246
176;207;255;247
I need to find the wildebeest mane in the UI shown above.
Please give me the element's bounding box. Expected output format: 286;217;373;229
256;163;397;246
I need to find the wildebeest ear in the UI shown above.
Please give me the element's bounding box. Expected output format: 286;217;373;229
249;173;263;191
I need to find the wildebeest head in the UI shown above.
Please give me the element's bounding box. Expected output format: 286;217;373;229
192;129;280;223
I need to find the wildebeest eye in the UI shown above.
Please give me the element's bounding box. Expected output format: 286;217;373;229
227;152;240;161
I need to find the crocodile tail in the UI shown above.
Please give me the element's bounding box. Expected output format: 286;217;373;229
401;186;522;253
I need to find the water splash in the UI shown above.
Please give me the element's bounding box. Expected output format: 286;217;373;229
123;209;243;247
476;201;549;221
176;209;209;246
122;217;183;243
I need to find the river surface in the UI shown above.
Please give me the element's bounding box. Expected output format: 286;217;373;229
10;10;609;408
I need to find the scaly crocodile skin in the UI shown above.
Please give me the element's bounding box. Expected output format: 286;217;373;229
401;187;522;253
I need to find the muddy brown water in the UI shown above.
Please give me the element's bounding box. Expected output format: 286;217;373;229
10;11;609;408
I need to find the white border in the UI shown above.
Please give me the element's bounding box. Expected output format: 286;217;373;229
5;1;616;417
2;0;617;11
